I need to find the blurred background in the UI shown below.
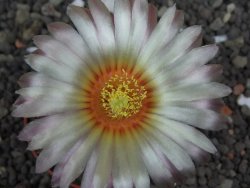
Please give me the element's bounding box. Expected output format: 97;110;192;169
0;0;249;187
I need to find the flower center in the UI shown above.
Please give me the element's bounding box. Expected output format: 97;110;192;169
101;70;147;119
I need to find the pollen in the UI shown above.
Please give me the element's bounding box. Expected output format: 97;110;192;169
101;70;147;119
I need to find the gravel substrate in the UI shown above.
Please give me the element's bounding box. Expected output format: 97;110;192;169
0;0;249;187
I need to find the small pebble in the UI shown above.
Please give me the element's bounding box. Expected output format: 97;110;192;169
212;0;223;8
233;84;245;95
158;6;167;18
232;56;248;68
223;12;231;23
227;3;236;13
214;35;228;43
220;179;233;188
241;106;250;116
15;4;30;25
0;105;8;119
239;160;248;174
41;3;61;18
210;18;224;31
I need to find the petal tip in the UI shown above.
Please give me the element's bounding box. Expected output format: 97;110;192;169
17;131;26;141
11;110;20;117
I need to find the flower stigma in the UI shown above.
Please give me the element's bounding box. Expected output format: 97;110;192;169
101;70;147;119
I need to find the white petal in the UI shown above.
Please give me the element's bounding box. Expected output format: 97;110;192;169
33;35;84;70
129;0;149;54
177;142;209;162
114;0;131;51
161;25;202;63
143;26;202;78
25;54;78;85
67;5;101;55
12;97;80;118
134;131;173;186
18;72;70;88
172;99;224;112
18;115;62;141
177;64;222;86
163;82;232;102
92;132;113;188
27;113;90;150
162;45;219;85
150;115;217;154
143;124;195;173
89;0;115;51
36;120;94;174
36;130;84;173
60;128;102;188
16;85;76;100
156;106;226;130
139;6;183;63
81;149;98;188
51;139;83;187
147;3;158;37
125;131;150;188
154;26;202;68
112;133;133;188
47;22;88;59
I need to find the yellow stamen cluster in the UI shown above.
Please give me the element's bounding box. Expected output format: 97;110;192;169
101;70;147;119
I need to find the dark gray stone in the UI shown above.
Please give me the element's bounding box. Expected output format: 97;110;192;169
210;18;224;31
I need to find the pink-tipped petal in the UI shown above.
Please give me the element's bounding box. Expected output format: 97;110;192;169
59;128;102;188
81;150;98;188
177;99;224;112
88;0;115;51
25;54;78;86
33;35;84;70
177;64;223;86
179;141;210;163
124;131;150;188
135;131;174;187
18;116;59;141
52;139;84;187
155;26;202;68
36;133;82;173
114;0;131;51
15;86;77;106
151;116;218;154
12;95;81;118
129;0;149;54
156;106;226;130
13;96;28;107
164;45;219;83
92;132;113;188
47;22;88;59
163;82;232;102
35;116;93;175
112;133;133;188
26;113;88;150
147;3;158;37
18;73;77;93
149;45;221;87
139;5;183;64
67;5;101;55
144;124;195;173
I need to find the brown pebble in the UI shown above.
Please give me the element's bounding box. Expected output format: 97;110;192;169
220;105;233;116
233;84;245;95
15;39;26;48
228;129;234;135
227;151;235;160
240;149;246;156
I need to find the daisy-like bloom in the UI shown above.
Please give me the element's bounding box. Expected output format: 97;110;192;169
13;0;231;187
